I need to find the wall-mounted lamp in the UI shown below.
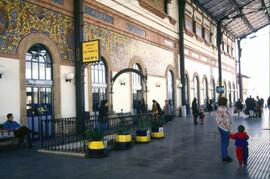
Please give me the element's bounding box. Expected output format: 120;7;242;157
0;65;6;79
65;72;75;82
119;79;126;86
155;81;161;88
176;80;182;88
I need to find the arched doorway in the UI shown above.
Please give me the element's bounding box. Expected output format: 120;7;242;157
184;74;190;105
210;78;216;102
167;70;175;105
202;77;208;105
224;81;227;98
91;58;108;112
25;44;53;137
193;75;200;105
132;63;143;114
228;82;232;107
111;68;147;113
233;83;236;103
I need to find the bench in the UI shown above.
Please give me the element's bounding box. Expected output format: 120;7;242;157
0;124;18;147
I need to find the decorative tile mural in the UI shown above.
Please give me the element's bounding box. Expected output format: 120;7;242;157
83;23;174;75
0;0;74;61
84;6;113;24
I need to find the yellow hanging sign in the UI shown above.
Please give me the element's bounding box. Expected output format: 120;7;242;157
82;39;100;63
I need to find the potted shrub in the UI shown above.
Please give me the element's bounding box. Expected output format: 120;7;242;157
115;119;132;150
135;115;151;143
150;115;165;139
85;128;108;158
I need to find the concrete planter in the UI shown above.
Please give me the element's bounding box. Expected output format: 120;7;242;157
151;127;164;139
136;129;151;143
115;133;132;150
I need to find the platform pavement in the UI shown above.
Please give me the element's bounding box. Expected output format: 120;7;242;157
0;109;269;179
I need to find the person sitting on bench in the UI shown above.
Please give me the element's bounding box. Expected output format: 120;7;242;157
3;113;32;148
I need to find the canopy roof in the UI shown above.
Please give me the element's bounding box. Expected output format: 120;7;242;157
194;0;270;39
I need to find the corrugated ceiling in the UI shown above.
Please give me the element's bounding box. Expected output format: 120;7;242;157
194;0;270;38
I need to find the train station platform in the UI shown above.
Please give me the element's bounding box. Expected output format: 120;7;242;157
0;109;269;179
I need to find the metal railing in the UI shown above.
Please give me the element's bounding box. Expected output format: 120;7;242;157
40;113;153;153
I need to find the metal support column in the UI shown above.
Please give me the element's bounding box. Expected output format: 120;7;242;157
237;39;243;99
74;0;85;132
216;20;223;87
178;0;186;106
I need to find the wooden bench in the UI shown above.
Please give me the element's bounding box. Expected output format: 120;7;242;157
0;124;18;147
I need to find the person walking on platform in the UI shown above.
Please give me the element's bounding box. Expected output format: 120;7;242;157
216;97;233;162
192;98;199;125
235;98;243;117
268;96;270;110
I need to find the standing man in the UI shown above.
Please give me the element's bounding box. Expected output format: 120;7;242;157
192;98;199;125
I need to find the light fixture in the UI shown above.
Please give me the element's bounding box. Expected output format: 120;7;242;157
65;72;75;82
176;80;182;88
155;81;161;88
0;65;6;79
119;79;126;86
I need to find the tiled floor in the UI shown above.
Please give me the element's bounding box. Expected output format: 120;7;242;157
0;108;269;179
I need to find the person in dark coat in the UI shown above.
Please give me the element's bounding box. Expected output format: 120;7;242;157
207;99;213;114
235;98;243;117
192;98;199;125
98;100;109;131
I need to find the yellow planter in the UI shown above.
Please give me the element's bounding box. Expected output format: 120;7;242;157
116;134;132;143
88;141;105;150
136;135;150;143
87;140;108;158
151;131;164;138
136;130;151;143
115;134;132;150
151;127;165;139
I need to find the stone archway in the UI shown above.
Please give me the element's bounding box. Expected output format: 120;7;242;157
110;68;148;112
17;33;61;125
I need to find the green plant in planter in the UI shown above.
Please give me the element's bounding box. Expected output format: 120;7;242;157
150;115;165;139
138;115;151;131
116;119;130;135
136;115;151;143
115;119;132;150
85;128;104;141
85;128;108;158
150;116;165;131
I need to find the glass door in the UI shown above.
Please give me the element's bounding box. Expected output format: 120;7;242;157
26;86;52;138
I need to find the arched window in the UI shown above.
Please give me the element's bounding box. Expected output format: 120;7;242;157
26;44;52;81
193;76;200;105
228;82;232;107
132;64;143;114
167;70;174;104
210;79;215;101
184;74;190;105
224;81;227;98
92;59;107;112
202;78;208;104
233;83;236;103
25;44;53;137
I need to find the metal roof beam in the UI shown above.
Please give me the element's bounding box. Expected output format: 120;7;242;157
220;0;255;21
261;0;270;22
228;0;255;32
192;0;217;21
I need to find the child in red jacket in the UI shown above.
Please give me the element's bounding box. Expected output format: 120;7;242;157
230;125;249;166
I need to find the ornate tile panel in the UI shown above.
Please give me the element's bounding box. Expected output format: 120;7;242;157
0;0;74;61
